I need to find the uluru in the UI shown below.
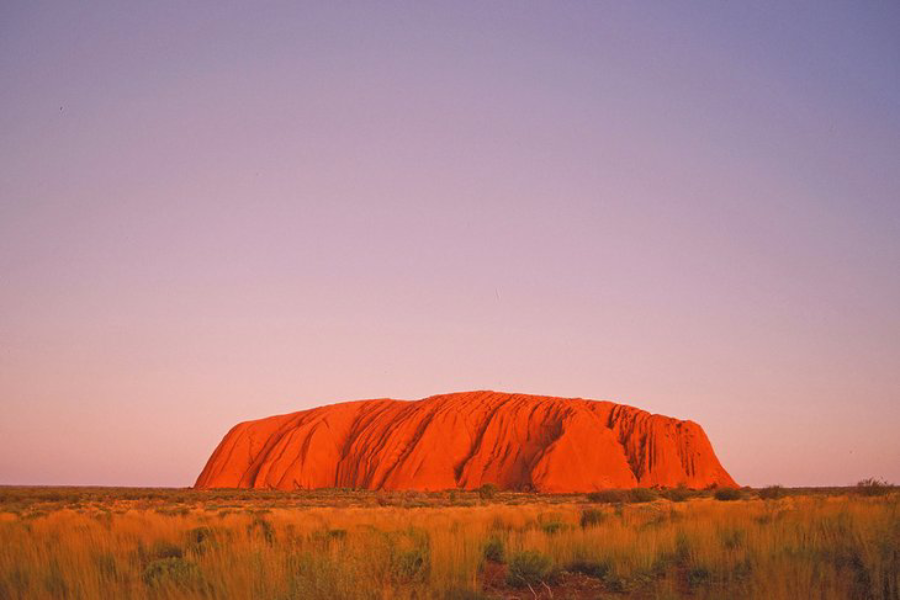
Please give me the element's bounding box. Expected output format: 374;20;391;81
195;391;736;493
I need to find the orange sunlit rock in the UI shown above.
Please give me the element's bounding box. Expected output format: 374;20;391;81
195;391;737;492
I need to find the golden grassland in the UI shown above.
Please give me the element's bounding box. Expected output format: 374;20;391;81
0;486;897;599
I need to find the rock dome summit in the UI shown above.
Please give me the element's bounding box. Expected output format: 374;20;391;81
195;391;737;492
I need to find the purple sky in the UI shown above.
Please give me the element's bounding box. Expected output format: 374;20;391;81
1;2;898;488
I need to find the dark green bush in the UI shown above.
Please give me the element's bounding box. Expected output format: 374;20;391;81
389;530;430;583
477;484;498;500
856;478;893;497
758;485;785;500
675;531;692;563
392;547;429;583
536;512;568;535
628;488;658;503
188;527;219;554
187;527;213;545
489;516;510;531
154;507;189;517
284;551;346;597
718;528;745;549
540;520;566;535
586;488;658;504
586;490;629;504
661;486;694;502
714;488;742;501
688;566;712;589
580;508;606;528
149;540;183;560
392;548;429;583
310;528;348;545
248;517;275;544
95;552;117;579
482;536;505;563
43;560;67;598
506;550;553;587
566;559;610;579
142;557;203;589
603;571;629;593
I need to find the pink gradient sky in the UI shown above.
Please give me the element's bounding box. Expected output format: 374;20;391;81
1;2;898;488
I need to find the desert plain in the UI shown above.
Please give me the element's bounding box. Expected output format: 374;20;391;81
1;483;897;599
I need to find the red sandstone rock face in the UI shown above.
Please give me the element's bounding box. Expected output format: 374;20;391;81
195;391;737;492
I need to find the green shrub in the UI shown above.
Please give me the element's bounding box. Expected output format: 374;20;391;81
392;547;429;582
142;557;203;589
675;530;692;563
586;490;628;504
687;566;712;589
718;528;745;549
389;530;430;583
0;566;27;599
580;508;605;528
482;536;505;563
714;488;742;501
185;527;218;555
661;486;694;502
541;520;566;535
187;527;213;545
758;485;785;500
95;552;117;579
628;488;658;503
506;550;553;587
155;507;189;517
603;571;629;593
43;560;67;598
477;484;498;500
566;559;610;579
856;478;892;497
285;551;347;597
248;516;275;544
586;488;657;504
537;512;568;535
392;547;429;583
310;528;348;545
149;540;183;560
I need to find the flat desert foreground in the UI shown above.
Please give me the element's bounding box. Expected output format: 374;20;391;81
0;486;897;599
